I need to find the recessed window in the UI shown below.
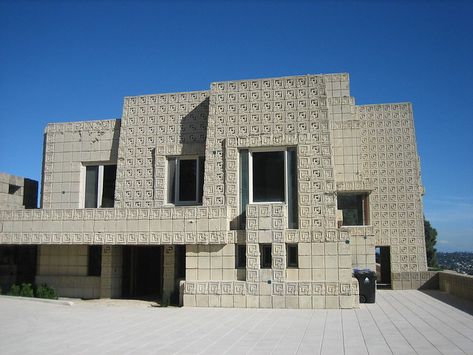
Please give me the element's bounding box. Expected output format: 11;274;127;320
83;165;116;208
167;157;204;205
236;244;246;268
337;193;369;226
287;244;298;268
252;151;285;202
239;148;298;229
260;244;272;269
8;184;21;195
87;245;102;276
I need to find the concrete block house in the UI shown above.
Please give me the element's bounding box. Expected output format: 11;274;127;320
0;73;429;308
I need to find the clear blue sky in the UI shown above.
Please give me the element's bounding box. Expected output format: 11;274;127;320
1;0;472;251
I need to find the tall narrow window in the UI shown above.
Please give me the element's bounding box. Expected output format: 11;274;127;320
167;157;204;205
101;165;116;208
88;245;102;276
239;150;249;229
83;164;116;208
252;151;285;202
85;166;99;208
260;244;272;269
236;244;246;268
287;244;298;268
287;148;298;229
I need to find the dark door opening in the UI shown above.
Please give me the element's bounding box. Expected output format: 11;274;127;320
0;246;37;292
122;246;163;299
375;246;391;289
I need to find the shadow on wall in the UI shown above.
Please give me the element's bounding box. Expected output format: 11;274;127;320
179;98;209;149
110;120;121;161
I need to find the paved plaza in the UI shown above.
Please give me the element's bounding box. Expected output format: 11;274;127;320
1;290;472;354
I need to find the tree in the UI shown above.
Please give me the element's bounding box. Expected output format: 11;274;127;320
424;217;438;268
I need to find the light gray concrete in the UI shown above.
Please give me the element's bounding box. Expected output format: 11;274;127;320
1;290;472;355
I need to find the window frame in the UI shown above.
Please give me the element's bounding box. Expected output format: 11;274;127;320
167;156;204;206
80;163;117;208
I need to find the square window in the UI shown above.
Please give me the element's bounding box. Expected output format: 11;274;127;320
167;157;205;205
287;244;298;268
236;244;246;268
260;244;272;269
337;193;369;226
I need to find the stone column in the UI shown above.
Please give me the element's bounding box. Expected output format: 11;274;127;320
162;245;175;304
100;245;122;298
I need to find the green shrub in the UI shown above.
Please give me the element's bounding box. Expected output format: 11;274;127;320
8;284;21;296
19;283;34;297
35;284;58;300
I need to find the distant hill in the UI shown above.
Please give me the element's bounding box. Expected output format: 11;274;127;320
437;252;473;275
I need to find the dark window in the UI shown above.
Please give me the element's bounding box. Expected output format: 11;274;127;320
85;166;99;208
287;148;298;229
287;244;298;268
337;193;369;226
260;244;272;269
168;157;204;205
236;244;246;268
239;149;249;229
242;149;298;229
101;165;116;207
252;151;285;202
8;184;21;195
87;245;102;276
179;159;197;202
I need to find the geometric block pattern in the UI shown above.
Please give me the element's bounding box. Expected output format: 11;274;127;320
358;103;427;272
116;92;209;208
0;206;232;245
42;119;120;209
0;72;428;307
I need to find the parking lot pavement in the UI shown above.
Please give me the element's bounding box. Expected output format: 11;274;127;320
1;290;472;354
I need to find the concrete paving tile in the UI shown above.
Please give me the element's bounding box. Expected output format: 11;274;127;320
1;291;472;355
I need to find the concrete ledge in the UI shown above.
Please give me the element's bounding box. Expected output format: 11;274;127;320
0;295;73;306
439;270;473;302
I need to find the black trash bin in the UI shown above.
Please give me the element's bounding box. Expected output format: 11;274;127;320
354;269;376;303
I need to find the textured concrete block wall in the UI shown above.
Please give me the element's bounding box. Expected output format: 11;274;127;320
186;244;236;281
42;119;120;209
182;74;365;308
116;92;209;208
36;245;100;298
0;173;24;210
358;104;427;273
0;73;427;307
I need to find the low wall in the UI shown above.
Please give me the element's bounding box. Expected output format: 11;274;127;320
439;271;473;302
391;271;439;290
36;275;100;299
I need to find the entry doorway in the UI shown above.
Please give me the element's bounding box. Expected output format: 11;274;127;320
375;246;391;288
122;246;163;299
